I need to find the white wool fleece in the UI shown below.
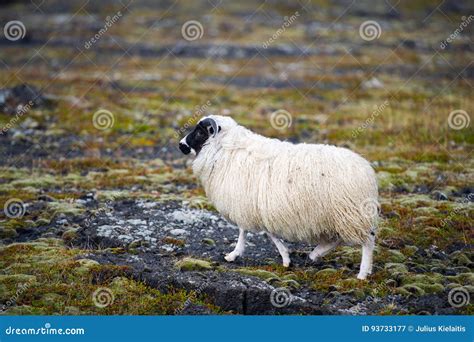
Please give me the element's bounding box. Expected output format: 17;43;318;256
192;115;379;246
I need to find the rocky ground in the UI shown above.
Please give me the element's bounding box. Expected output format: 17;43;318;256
0;0;473;315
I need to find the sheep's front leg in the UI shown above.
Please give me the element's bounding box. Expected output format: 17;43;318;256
225;228;246;262
267;233;291;267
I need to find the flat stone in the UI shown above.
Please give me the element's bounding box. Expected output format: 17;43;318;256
169;228;188;236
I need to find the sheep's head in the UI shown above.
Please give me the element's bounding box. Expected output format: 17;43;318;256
179;117;221;155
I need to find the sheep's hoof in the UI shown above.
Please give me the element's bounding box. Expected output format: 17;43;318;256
282;260;291;267
308;255;322;264
357;272;370;280
224;252;239;262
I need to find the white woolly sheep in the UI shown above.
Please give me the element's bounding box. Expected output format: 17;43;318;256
179;115;379;279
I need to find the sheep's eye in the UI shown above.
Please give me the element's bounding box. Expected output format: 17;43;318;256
208;127;214;135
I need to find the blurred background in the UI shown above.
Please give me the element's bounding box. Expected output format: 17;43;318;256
0;0;472;315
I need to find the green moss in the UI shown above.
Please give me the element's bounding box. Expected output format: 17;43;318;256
396;284;425;296
10;175;60;188
397;195;433;207
1;305;44;315
62;229;78;242
202;238;216;246
377;172;409;191
281;273;299;281
418;283;445;293
450;252;472;266
48;201;84;216
413;207;440;216
96;190;132;201
315;268;338;277
175;257;214;272
447;273;474;286
186;197;215;211
234;268;280;281
396;273;446;295
400;273;444;285
0;227;18;239
385;250;407;263
332;246;361;264
384;263;408;274
278;279;301;289
35;218;51;226
0;274;37;286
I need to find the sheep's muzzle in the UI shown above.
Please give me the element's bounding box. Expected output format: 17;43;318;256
179;141;191;155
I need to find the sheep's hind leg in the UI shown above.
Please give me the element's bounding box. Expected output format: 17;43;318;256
225;228;246;262
357;233;375;280
267;233;291;267
309;240;340;261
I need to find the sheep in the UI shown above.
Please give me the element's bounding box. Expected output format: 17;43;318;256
179;115;379;279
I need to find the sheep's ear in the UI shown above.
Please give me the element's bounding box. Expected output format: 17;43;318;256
200;118;220;137
208;119;219;137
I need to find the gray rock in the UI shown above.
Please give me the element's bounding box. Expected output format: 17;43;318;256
170;228;188;236
431;190;448;201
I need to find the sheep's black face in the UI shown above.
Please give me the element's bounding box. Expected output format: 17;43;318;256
179;118;221;155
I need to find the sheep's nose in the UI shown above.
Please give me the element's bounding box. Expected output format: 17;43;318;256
179;142;191;155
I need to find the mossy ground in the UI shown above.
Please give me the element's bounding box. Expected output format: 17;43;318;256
0;239;219;314
0;0;472;315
